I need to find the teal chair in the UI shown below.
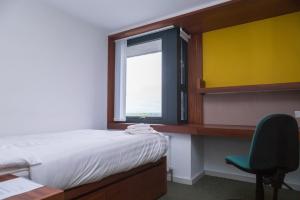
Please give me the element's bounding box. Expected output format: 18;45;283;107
226;114;299;200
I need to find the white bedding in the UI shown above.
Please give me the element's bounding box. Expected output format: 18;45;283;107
0;141;41;169
0;129;167;189
0;167;29;178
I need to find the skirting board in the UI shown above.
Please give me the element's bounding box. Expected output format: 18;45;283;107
205;170;300;192
167;171;204;185
168;170;300;191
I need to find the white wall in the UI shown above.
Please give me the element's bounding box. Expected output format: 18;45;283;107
164;133;204;185
167;133;192;182
0;0;108;136
191;135;204;179
204;92;300;126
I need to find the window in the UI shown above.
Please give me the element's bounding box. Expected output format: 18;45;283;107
114;27;189;124
126;50;162;117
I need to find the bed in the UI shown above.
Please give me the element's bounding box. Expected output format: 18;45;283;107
0;129;168;200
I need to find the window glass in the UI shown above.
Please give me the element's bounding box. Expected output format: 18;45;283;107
126;49;162;117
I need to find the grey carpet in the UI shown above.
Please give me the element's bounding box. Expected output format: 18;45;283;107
159;176;300;200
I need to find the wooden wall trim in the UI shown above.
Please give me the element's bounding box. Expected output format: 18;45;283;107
109;0;300;40
199;82;300;95
188;34;203;124
107;38;115;124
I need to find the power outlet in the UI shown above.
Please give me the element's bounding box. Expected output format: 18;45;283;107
295;111;300;118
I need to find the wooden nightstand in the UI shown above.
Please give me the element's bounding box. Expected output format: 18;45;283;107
0;174;64;200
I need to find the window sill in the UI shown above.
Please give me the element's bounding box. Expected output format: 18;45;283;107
108;122;300;139
108;122;253;138
108;122;198;134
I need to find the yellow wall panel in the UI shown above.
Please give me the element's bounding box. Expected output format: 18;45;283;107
203;11;300;88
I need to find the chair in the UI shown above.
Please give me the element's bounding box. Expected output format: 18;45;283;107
225;114;299;200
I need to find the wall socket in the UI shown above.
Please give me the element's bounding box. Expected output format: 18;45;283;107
295;111;300;118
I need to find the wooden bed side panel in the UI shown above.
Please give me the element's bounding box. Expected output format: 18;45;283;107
105;160;166;200
65;157;167;200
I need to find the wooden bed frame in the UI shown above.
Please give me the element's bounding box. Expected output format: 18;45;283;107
64;157;167;200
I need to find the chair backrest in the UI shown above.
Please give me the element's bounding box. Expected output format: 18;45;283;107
249;114;299;172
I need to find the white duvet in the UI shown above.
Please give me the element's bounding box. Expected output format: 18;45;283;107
0;129;167;189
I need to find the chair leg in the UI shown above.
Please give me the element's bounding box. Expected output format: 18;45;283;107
273;187;278;200
282;182;294;190
271;170;285;200
256;174;264;200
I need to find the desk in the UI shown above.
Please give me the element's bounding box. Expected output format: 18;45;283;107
108;122;300;139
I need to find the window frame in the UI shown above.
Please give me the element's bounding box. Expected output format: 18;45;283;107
126;28;181;124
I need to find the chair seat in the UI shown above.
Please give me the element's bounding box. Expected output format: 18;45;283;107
225;155;255;173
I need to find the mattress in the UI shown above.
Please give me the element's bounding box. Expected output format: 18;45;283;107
0;129;167;189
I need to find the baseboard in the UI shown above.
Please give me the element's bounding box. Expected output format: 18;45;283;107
167;171;204;185
205;170;300;191
205;170;255;183
191;171;205;184
169;169;300;191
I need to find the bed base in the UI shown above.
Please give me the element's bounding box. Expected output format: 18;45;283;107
64;157;167;200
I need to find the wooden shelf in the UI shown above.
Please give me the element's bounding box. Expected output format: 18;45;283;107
109;122;252;137
108;122;300;139
197;124;255;137
108;122;198;134
199;82;300;95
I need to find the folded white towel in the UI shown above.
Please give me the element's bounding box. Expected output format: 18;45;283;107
127;123;151;130
125;129;158;135
127;127;153;132
125;124;159;135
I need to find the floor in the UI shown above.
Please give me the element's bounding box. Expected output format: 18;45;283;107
160;176;300;200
